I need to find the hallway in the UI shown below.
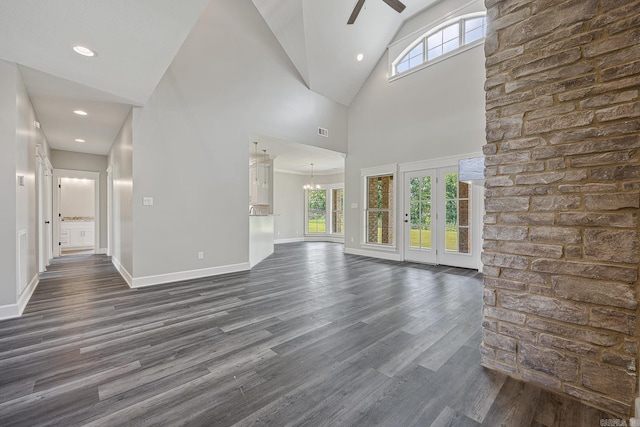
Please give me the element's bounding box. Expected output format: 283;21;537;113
0;243;611;426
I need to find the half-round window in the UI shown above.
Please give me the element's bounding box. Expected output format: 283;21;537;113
392;12;487;76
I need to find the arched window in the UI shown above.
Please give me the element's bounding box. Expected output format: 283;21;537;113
392;12;487;76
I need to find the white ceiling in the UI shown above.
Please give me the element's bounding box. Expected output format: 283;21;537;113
250;135;346;176
253;0;441;106
0;0;208;155
0;0;438;166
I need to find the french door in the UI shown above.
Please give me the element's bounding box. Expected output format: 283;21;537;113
403;166;476;268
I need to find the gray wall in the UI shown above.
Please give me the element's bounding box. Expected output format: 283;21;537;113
344;0;487;255
0;60;18;307
51;149;108;250
129;0;348;280
108;110;134;278
0;60;51;313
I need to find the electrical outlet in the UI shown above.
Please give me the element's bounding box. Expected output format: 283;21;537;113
198;252;204;260
351;237;354;243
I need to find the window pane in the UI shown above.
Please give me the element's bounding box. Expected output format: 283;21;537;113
409;43;423;60
307;190;326;233
444;173;472;254
442;38;459;55
410;178;421;202
427;46;442;60
366;174;394;245
410;224;421;248
332;188;344;234
459;227;470;253
442;23;459;43
396;60;409;74
465;27;484;44
427;31;442;49
465;17;484;32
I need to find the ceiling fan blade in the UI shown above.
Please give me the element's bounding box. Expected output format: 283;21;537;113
382;0;406;13
347;0;366;24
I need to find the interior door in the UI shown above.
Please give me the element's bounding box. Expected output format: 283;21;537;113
404;170;436;264
436;166;476;269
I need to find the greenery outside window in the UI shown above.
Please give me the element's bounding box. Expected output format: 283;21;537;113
305;185;344;235
445;172;471;253
307;189;326;234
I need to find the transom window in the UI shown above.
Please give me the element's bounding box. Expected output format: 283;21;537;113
393;13;487;76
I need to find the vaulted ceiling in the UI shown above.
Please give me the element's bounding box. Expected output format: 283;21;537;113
0;0;439;168
253;0;440;106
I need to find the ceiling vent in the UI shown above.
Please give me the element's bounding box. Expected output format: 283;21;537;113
318;127;329;137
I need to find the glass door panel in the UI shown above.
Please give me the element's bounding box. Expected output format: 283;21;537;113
404;170;436;263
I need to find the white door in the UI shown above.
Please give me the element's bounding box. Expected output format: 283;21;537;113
403;167;477;269
403;170;436;264
435;166;476;269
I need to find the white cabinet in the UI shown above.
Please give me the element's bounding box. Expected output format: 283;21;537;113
61;221;94;249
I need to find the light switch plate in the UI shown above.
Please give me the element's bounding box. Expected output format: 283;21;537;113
351;203;358;209
143;197;154;206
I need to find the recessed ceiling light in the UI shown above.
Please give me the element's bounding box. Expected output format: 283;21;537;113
73;45;96;57
73;110;88;116
356;53;364;62
74;139;85;143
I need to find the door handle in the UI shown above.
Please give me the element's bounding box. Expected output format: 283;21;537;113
404;220;408;223
45;221;50;224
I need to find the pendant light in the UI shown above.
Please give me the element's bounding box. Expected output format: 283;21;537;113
262;149;269;188
253;142;259;184
303;163;321;190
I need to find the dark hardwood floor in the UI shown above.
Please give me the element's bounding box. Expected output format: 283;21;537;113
0;242;612;426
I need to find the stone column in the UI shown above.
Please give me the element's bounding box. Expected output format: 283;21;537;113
481;0;640;417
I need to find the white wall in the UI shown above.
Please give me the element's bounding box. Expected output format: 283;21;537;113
0;60;51;317
0;60;18;309
273;171;344;242
51;150;108;246
344;0;486;258
60;178;95;218
129;0;348;283
107;109;134;283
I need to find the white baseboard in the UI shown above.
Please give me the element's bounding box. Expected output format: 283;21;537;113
274;237;304;244
344;247;402;262
18;273;39;314
96;248;108;255
0;304;20;320
304;236;345;244
131;262;250;288
0;274;39;321
112;256;133;288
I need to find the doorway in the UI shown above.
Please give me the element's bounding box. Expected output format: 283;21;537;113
52;169;100;257
403;165;479;269
36;145;53;272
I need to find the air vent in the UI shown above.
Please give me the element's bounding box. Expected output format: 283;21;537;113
318;127;329;137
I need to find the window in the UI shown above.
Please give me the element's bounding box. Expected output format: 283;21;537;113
366;174;394;245
445;172;471;253
392;13;487;76
307;189;326;234
409;175;432;249
332;188;344;234
305;185;344;235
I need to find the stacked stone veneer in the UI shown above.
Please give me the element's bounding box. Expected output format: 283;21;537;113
481;0;640;417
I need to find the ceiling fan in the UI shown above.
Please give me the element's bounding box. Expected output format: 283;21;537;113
348;0;406;24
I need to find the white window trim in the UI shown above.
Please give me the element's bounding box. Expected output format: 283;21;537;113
361;164;398;249
389;11;487;81
304;183;344;237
